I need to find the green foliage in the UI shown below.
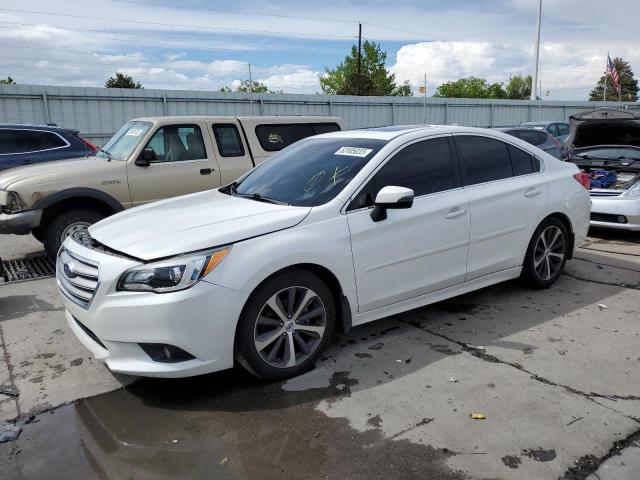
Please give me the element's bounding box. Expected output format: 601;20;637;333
0;76;15;85
320;40;412;96
220;80;279;94
105;73;142;89
433;77;506;99
589;58;638;102
505;75;532;100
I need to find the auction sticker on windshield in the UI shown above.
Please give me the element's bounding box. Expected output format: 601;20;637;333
125;128;144;136
334;146;373;157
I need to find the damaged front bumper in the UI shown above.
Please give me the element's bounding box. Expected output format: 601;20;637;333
0;209;43;235
590;196;640;231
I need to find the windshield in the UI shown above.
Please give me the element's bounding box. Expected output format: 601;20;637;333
96;121;152;160
231;137;387;207
574;147;640;161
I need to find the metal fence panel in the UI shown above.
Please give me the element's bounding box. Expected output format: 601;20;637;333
0;84;634;145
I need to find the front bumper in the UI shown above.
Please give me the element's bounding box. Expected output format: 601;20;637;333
0;209;43;235
590;196;640;231
57;238;249;378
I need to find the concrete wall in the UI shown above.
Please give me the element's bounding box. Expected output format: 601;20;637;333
0;84;634;145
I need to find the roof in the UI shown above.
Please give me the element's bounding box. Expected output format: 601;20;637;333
520;121;564;126
317;124;504;141
0;123;71;132
129;115;342;123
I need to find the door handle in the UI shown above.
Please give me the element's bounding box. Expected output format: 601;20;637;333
200;168;213;175
445;207;467;220
525;187;541;198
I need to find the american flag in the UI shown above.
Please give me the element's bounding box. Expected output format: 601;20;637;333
607;55;621;92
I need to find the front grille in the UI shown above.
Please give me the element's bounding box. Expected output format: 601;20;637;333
590;212;628;224
56;249;100;309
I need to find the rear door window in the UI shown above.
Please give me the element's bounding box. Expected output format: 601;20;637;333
557;123;570;136
517;130;545;146
255;124;314;151
0;129;66;154
212;124;245;157
455;135;514;186
144;125;205;163
547;123;560;137
508;145;535;176
31;131;67;150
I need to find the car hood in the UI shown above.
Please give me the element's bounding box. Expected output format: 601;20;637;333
566;108;640;149
89;189;311;260
0;157;114;190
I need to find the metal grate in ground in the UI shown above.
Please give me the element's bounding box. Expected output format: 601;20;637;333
1;255;56;283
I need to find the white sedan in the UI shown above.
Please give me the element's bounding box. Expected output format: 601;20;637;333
56;125;591;380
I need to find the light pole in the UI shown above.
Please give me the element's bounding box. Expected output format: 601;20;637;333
531;0;542;101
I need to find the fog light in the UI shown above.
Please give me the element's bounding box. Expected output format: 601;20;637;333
617;215;628;223
139;343;195;363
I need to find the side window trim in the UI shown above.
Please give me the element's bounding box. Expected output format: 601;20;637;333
212;123;245;157
345;134;461;212
0;128;70;156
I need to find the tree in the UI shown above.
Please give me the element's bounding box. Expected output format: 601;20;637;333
105;73;142;89
433;77;506;99
505;75;532;100
589;57;638;102
320;40;412;96
0;76;15;85
220;80;279;94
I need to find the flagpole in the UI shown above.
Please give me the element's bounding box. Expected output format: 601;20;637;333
603;53;607;102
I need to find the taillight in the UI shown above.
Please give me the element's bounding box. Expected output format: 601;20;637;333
573;172;590;190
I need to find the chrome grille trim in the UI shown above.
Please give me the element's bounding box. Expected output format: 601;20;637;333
56;248;100;309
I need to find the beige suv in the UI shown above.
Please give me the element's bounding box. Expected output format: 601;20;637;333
0;115;343;257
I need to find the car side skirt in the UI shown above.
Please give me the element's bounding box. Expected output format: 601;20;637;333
352;266;522;327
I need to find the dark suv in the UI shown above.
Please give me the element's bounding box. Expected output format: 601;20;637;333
0;124;97;171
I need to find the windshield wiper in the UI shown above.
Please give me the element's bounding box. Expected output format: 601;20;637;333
98;148;112;161
234;191;289;205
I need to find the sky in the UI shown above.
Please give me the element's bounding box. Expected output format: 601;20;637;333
0;0;638;100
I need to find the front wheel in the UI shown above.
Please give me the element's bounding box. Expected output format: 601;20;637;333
43;209;105;258
235;269;335;381
521;218;569;288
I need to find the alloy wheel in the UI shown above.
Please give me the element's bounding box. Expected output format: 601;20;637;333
533;225;565;281
253;286;327;369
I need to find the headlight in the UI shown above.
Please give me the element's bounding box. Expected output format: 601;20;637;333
117;246;231;293
0;191;25;212
623;181;640;197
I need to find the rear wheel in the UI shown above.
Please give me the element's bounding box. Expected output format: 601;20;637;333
43;209;105;258
235;269;335;381
521;217;569;288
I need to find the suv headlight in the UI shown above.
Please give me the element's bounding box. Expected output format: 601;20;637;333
117;247;231;293
623;180;640;197
0;191;25;212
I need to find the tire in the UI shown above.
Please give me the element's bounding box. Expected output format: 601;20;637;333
235;269;336;381
31;227;43;243
43;209;105;258
521;217;569;289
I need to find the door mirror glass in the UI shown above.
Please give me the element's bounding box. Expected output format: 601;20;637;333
371;186;414;222
136;147;155;166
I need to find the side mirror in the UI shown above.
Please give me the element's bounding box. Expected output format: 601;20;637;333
136;147;156;167
370;186;414;222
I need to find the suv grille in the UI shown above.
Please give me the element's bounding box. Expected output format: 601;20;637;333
56;249;100;309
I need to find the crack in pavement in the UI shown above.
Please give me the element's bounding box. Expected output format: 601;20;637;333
0;322;21;418
572;256;640;274
562;273;640;290
399;319;640;479
403;319;640;412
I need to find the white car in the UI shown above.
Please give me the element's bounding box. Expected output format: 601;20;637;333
56;125;591;380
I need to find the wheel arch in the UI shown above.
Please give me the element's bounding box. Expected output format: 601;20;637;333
240;262;353;336
542;212;575;259
35;188;124;226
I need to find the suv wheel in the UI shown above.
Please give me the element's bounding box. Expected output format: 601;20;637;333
521;217;569;288
43;209;105;258
235;269;335;381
